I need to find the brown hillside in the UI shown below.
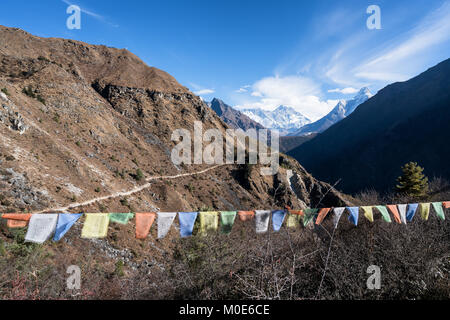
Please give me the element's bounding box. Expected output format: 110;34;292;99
0;25;350;215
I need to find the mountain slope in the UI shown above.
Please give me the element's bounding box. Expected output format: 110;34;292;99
241;105;310;135
208;98;266;131
288;58;450;194
290;87;372;136
0;25;350;215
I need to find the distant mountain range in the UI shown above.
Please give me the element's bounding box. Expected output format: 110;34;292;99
240;105;311;136
207;98;266;132
289;87;373;136
288;58;450;194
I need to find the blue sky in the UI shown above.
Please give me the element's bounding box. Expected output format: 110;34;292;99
1;0;449;120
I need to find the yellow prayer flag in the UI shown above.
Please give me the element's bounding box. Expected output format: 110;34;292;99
199;212;218;236
285;213;301;228
81;213;109;238
419;203;431;221
361;206;374;223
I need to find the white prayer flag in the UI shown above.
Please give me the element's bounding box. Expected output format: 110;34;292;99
25;214;58;244
255;210;271;233
397;204;407;224
157;212;177;239
333;207;345;229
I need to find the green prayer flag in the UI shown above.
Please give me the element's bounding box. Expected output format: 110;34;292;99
375;206;392;223
432;202;445;221
220;211;237;234
303;208;318;227
109;213;134;225
419;203;431;220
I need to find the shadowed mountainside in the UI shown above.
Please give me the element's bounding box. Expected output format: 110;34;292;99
288;58;450;194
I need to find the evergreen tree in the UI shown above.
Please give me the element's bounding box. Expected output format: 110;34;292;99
396;162;429;197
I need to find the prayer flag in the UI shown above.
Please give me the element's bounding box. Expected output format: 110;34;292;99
419;203;431;221
199;212;219;236
303;208;318;227
157;212;177;239
109;213;134;225
7;219;28;228
406;203;419;222
387;205;402;224
2;213;32;228
135;213;156;239
431;202;445;221
25;214;58;244
81;213;109;238
397;204;407;224
53;213;82;241
272;210;286;232
237;211;254;221
178;212;198;237
333;207;345;229
285;213;301;228
347;207;359;226
375;206;392;223
255;210;271;233
220;211;237;234
361;206;374;223
315;208;331;225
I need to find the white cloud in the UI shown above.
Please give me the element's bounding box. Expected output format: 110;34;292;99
194;89;215;96
235;85;251;93
328;87;359;94
234;76;334;121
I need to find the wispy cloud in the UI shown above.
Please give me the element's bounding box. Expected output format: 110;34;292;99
323;1;450;86
353;2;450;82
194;89;215;95
189;82;215;96
235;85;251;93
328;87;359;94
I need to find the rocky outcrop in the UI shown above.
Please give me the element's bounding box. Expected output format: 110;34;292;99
0;103;28;134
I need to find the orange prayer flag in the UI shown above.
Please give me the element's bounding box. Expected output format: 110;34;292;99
135;212;156;239
2;213;32;221
7;219;28;228
315;208;331;225
238;211;255;222
288;210;304;216
387;205;402;224
442;201;450;209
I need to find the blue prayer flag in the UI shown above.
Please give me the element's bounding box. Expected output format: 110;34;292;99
53;213;82;241
179;212;198;237
272;210;287;232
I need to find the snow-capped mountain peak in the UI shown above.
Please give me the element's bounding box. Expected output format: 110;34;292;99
240;105;311;136
289;88;372;136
